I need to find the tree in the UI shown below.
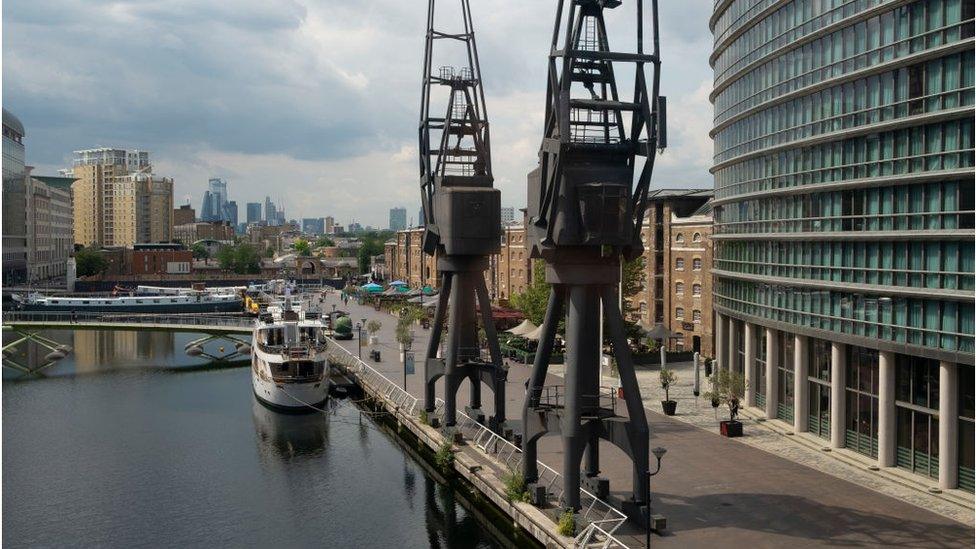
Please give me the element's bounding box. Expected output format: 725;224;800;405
396;306;425;349
511;261;549;325
660;368;678;402
355;231;391;274
217;243;262;274
315;236;335;248
292;239;311;257
265;247;275;258
621;255;645;314
190;242;209;260
705;369;747;421
75;248;108;277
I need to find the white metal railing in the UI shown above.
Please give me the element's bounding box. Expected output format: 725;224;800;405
428;398;629;543
324;337;630;547
2;311;253;330
575;522;630;548
325;337;419;416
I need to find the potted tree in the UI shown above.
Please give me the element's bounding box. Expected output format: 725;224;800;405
705;369;746;437
659;367;678;415
366;320;383;361
366;320;382;346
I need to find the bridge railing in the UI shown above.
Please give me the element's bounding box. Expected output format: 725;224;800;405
2;311;253;330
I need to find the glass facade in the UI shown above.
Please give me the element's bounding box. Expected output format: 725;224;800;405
777;332;796;422
845;347;880;457
808;339;833;439
894;355;941;477
753;326;767;408
712;0;975;363
959;365;975;491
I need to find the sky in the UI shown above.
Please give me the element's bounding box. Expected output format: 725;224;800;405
3;0;715;228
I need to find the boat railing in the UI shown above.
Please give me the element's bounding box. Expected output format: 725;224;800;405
256;341;329;357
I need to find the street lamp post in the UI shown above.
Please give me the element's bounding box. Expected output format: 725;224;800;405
356;322;363;360
403;329;414;390
646;446;668;549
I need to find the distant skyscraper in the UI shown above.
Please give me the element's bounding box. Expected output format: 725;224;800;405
205;178;227;221
389;207;407;231
224;200;238;228
264;196;277;226
325;216;335;234
246;202;262;224
500;206;516;224
201;191;215;221
302;217;325;235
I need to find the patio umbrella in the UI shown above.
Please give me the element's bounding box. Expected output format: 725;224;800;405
389;280;408;286
506;319;537;336
362;282;383;293
421;285;436;295
644;323;678;341
523;324;561;341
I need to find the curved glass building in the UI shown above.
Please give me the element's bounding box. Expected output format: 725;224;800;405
710;0;974;491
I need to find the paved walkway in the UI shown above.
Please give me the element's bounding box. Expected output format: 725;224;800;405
311;291;973;548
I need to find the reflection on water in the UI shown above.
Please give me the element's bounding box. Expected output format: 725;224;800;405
251;398;331;461
2;329;242;379
3;330;512;548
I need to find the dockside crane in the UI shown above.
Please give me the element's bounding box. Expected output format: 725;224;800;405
418;0;506;432
521;0;666;514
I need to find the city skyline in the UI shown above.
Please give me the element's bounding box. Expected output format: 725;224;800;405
2;0;715;228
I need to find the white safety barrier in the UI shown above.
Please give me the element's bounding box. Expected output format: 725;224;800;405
324;336;630;548
429;398;629;544
325;337;419;416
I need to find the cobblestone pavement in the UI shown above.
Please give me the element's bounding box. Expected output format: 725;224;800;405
615;358;975;527
310;290;973;547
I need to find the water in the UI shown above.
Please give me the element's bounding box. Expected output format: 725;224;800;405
2;330;512;548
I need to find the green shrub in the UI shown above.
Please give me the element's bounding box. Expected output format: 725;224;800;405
503;469;532;503
419;409;429;425
556;508;576;536
435;441;455;474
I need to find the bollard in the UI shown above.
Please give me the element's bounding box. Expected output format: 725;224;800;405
659;346;666;367
693;352;700;397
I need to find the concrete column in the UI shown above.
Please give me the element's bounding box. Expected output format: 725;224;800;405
714;313;725;372
939;361;959;490
744;322;756;408
765;328;779;420
877;351;896;468
794;335;809;433
728;317;739;374
830;342;847;449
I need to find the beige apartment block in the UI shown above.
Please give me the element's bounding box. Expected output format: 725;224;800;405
71;163;173;248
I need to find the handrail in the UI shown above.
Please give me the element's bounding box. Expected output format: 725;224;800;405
325;336;419;416
428;398;629;542
323;335;628;547
575;521;630;548
2;311;253;329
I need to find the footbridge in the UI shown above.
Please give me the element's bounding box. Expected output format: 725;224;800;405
1;312;255;375
1;312;253;334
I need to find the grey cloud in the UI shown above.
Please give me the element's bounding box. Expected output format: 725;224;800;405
4;0;714;227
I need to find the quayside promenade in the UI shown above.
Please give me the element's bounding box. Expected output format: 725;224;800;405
320;290;973;548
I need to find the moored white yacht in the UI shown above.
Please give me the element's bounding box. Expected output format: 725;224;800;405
251;298;331;411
